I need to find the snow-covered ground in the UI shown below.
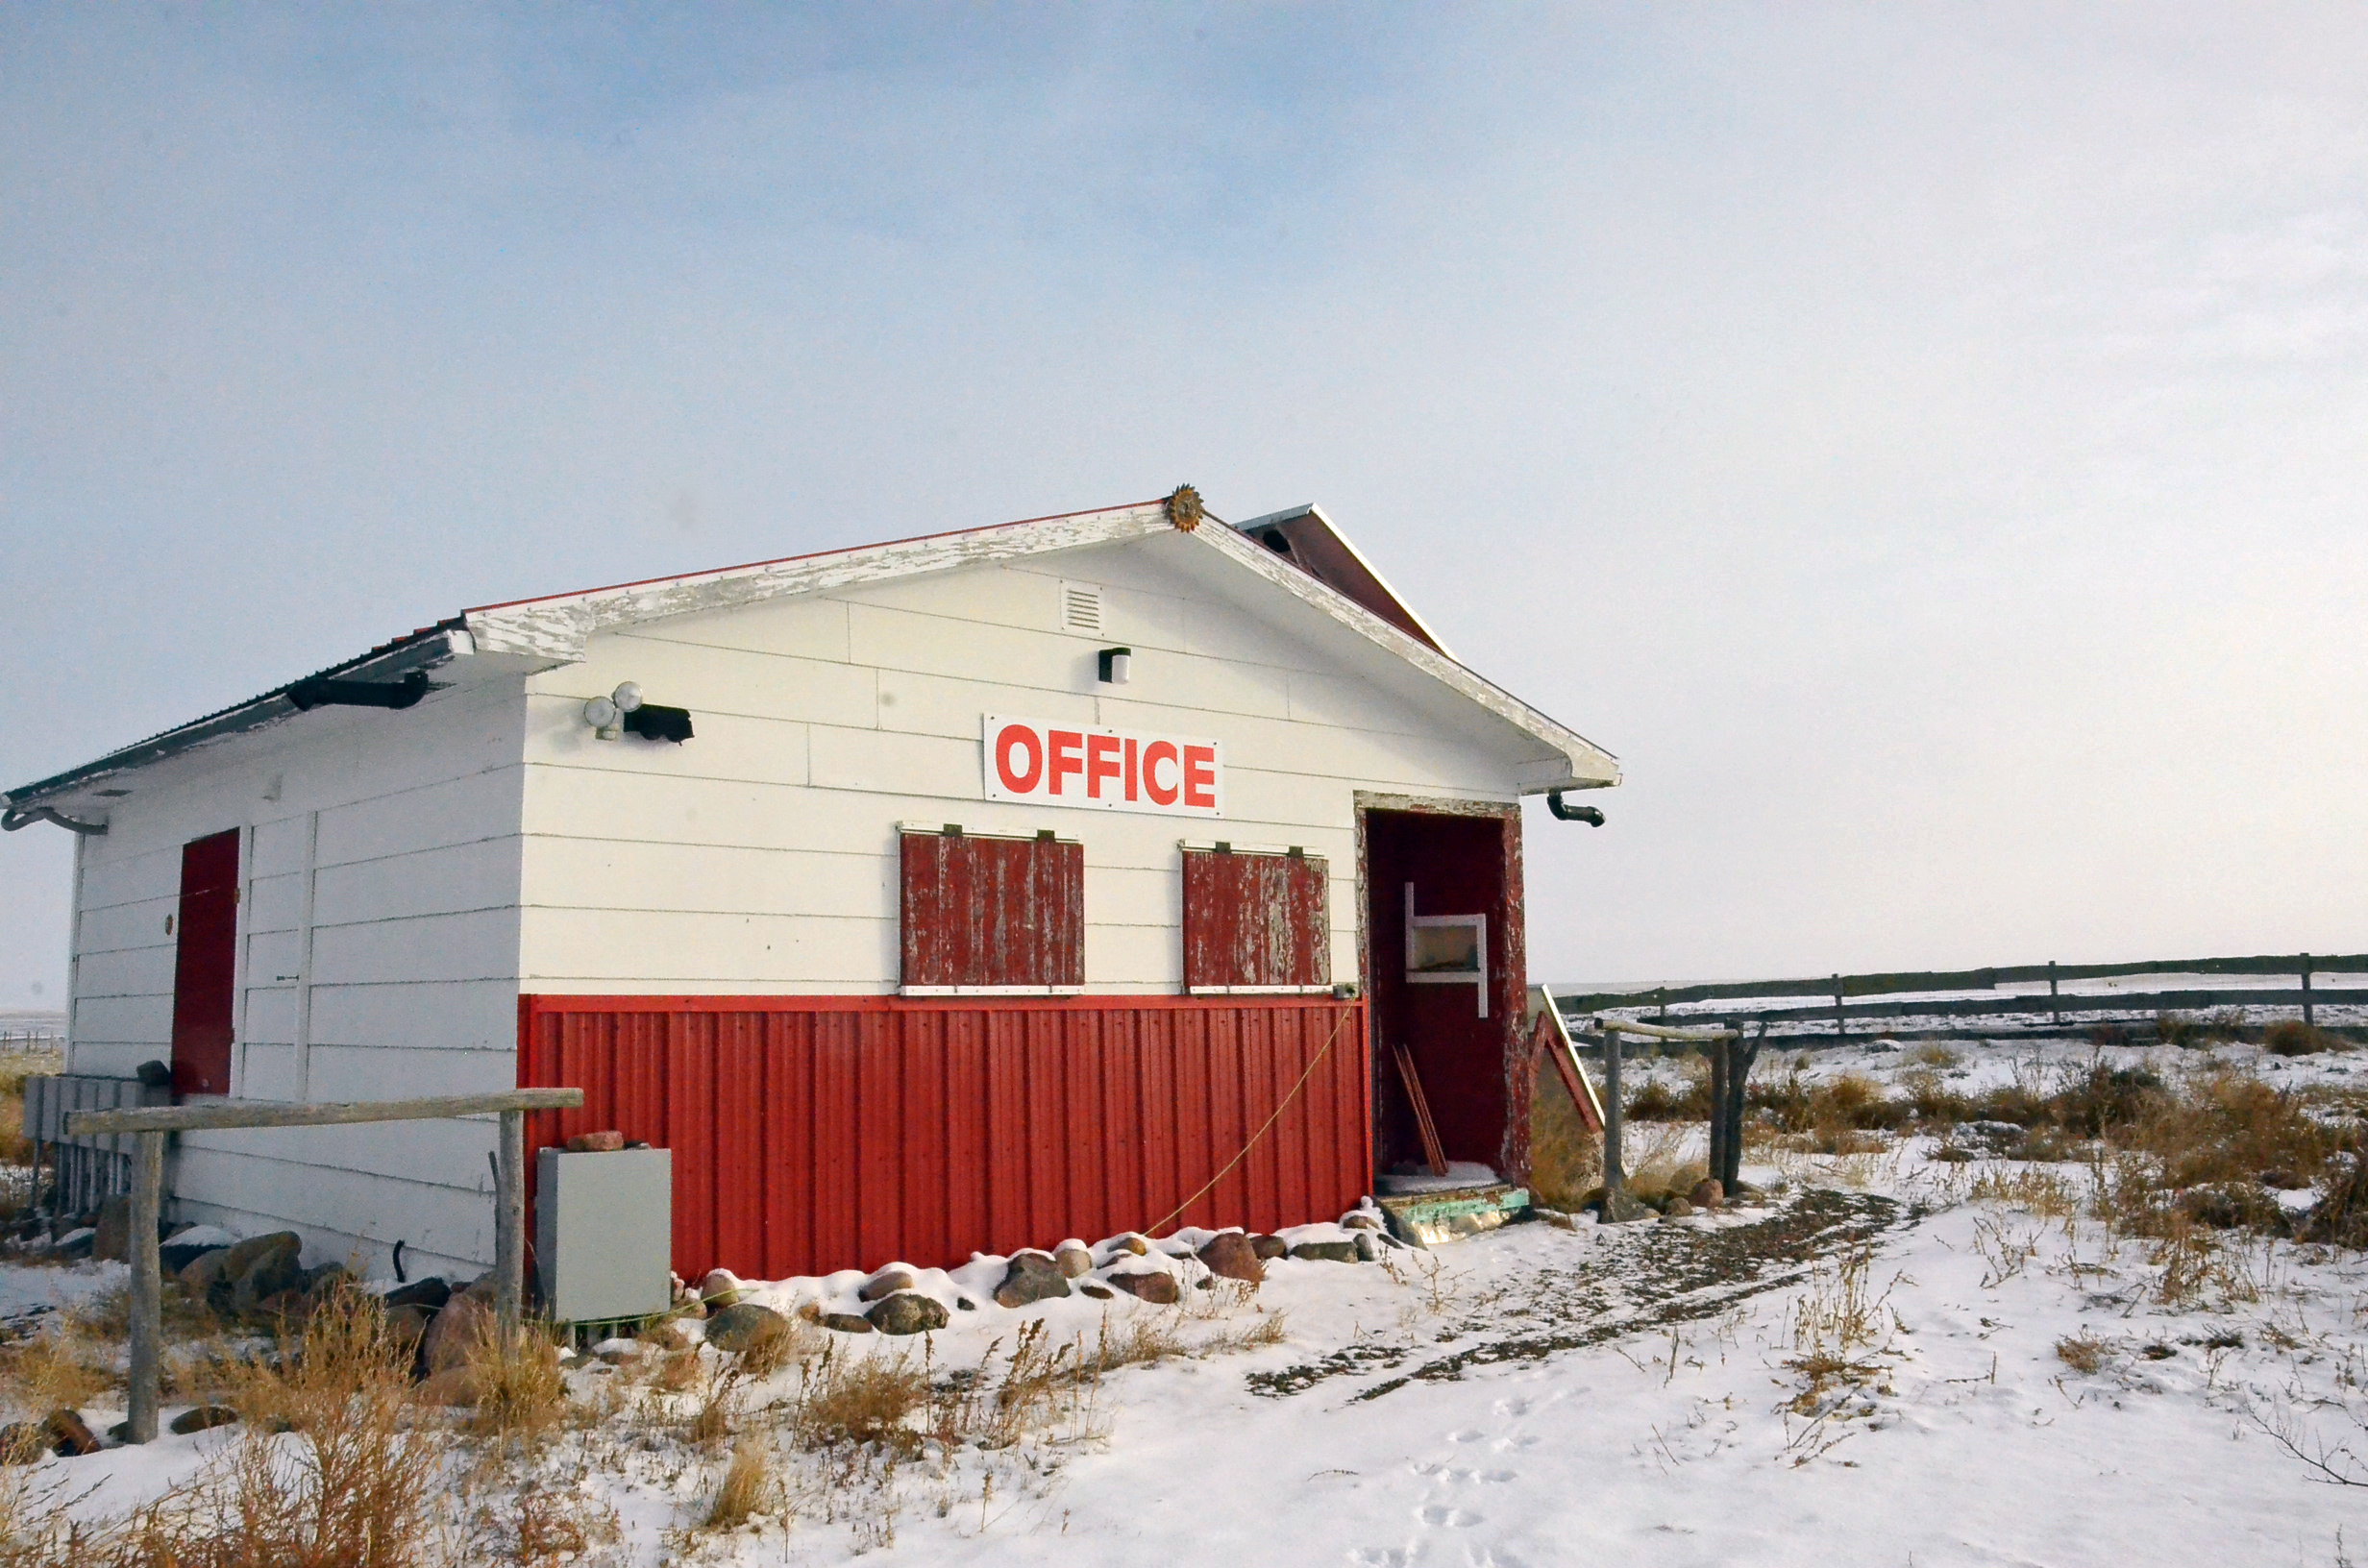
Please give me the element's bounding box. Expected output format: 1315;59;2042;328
9;1038;2366;1566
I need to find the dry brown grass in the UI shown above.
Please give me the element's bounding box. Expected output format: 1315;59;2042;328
701;1439;775;1532
0;1050;62;1174
2265;1019;2348;1056
0;1287;443;1568
1783;1243;1895;1412
2056;1331;2109;1374
459;1320;569;1444
0;1304;120;1416
791;1343;930;1455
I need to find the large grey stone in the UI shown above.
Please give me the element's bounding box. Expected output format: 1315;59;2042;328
1288;1240;1360;1263
857;1268;916;1303
994;1251;1072;1309
704;1302;790;1353
220;1231;302;1282
1104;1269;1180;1305
231;1238;307;1313
1597;1189;1654;1225
1196;1233;1264;1284
421;1284;495;1373
1053;1244;1096;1279
866;1291;949;1335
92;1197;134;1263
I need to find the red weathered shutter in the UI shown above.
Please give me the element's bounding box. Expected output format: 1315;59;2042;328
171;828;241;1096
900;831;1084;988
1181;847;1329;991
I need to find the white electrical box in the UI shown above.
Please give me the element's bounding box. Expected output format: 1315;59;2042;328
534;1146;673;1325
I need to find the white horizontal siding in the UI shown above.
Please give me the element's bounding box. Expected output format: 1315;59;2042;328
62;677;529;1273
520;543;1527;996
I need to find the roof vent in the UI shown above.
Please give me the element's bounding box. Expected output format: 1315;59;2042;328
1059;581;1104;635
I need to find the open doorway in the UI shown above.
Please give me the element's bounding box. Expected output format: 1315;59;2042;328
1361;802;1528;1185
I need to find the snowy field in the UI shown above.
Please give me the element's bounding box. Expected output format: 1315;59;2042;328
5;1037;2366;1566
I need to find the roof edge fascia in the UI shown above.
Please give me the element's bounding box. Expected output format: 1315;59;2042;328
463;501;1173;662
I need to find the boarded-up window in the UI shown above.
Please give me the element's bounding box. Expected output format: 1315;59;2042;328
1181;845;1331;992
900;829;1084;991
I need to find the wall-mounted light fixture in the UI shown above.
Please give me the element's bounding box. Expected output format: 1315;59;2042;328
581;681;694;743
582;681;643;741
1098;647;1132;685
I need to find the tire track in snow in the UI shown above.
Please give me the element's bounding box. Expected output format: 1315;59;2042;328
1248;1188;1914;1403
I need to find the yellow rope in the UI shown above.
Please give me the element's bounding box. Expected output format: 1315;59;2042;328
1143;1008;1356;1238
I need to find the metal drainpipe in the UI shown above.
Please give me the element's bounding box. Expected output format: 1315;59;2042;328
1544;791;1605;826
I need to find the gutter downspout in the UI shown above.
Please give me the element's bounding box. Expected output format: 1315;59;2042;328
3;806;108;836
1544;791;1605;827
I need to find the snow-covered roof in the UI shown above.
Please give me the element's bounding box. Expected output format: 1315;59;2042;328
4;492;1617;822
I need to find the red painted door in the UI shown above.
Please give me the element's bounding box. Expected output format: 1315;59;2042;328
171;828;240;1097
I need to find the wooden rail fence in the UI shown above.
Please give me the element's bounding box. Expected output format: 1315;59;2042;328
1554;951;2367;1040
63;1089;582;1445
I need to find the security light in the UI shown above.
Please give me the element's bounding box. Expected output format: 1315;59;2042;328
612;682;643;714
1098;648;1132;685
582;695;622;741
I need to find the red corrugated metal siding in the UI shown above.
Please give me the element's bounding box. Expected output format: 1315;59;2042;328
519;994;1369;1281
1181;848;1330;990
900;832;1084;988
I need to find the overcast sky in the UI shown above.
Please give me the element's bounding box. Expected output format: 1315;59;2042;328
5;5;2366;1011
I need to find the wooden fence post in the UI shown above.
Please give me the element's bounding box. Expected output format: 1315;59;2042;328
1832;974;1846;1039
1721;1027;1763;1190
2302;954;2315;1029
496;1109;525;1336
1600;1027;1625;1195
2048;961;2060;1028
1706;1036;1732;1188
125;1130;163;1446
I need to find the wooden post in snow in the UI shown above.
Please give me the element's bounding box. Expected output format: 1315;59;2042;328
66;1088;581;1444
2302;955;2315;1029
124;1131;164;1445
496;1109;526;1335
1721;1026;1764;1190
1706;1034;1732;1190
1600;1027;1625;1197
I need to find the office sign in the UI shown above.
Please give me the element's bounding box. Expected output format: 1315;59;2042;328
982;715;1223;818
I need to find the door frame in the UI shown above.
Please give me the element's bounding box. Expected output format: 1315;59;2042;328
1353;792;1530;1182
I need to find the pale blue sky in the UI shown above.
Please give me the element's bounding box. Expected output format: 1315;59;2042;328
6;5;2367;1010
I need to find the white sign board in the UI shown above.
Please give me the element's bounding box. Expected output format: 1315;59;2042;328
981;714;1223;817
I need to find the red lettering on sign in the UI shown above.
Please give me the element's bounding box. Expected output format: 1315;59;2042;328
1086;733;1122;799
1123;736;1139;801
1183;745;1218;809
995;723;1043;794
1143;741;1180;806
1048;730;1085;796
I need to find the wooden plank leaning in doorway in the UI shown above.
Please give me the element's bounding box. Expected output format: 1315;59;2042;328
1390;1041;1450;1178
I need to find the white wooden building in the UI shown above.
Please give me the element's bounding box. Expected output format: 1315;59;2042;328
6;494;1617;1281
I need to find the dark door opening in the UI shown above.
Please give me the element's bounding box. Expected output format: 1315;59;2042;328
171;828;240;1097
1363;807;1524;1181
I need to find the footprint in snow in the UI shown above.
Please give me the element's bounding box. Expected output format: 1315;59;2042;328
1492;1397;1533;1417
1418;1506;1483;1527
1349;1549;1410;1566
1447;1429;1488;1443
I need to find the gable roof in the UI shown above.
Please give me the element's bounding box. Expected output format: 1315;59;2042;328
4;494;1617;821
